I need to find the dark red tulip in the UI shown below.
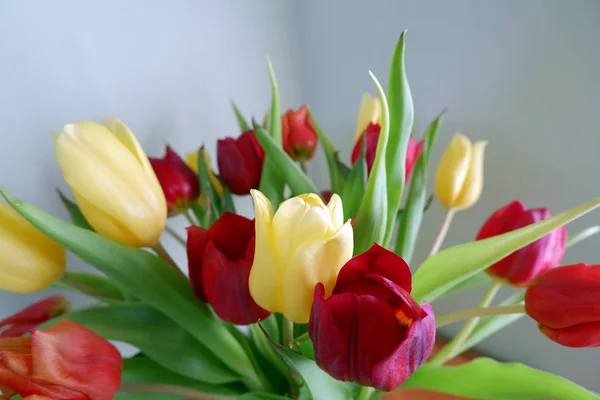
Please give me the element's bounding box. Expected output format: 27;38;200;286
0;296;70;338
320;190;332;203
0;320;122;400
477;200;567;286
309;244;435;391
149;146;200;216
525;263;600;347
282;105;318;162
186;212;270;325
217;131;265;195
351;123;423;179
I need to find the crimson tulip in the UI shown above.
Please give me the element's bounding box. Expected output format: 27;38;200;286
351;123;423;179
282;105;318;162
477;200;567;286
217;131;265;195
187;212;270;325
525;263;600;347
0;297;69;338
149;146;200;216
309;244;435;391
0;320;122;400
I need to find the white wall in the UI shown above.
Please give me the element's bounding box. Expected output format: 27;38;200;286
1;0;599;392
297;0;600;390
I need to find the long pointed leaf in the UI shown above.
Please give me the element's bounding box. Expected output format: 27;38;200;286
232;101;251;132
56;189;94;231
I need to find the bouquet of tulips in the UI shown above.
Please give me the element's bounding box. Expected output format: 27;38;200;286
2;31;600;400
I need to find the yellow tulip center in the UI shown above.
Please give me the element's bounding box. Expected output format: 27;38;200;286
298;193;325;207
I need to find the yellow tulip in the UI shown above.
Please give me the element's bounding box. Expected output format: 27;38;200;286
185;148;223;197
54;118;166;247
249;190;353;323
354;93;382;142
435;133;487;210
0;201;66;293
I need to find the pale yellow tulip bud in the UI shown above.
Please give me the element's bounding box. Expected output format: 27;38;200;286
185;148;223;197
54;118;166;247
435;133;487;210
249;190;353;323
354;93;382;142
0;201;66;292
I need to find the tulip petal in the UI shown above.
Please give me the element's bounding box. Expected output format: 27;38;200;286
217;138;256;195
283;221;354;323
0;297;69;338
434;133;472;209
454;140;487;210
186;226;210;301
354;94;382;142
201;243;227;305
327;194;345;232
540;321;600;348
207;212;255;261
476;201;527;241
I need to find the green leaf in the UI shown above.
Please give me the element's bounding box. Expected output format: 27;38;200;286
221;186;236;213
353;72;390;254
309;110;346;195
254;126;319;196
0;187;257;385
412;197;600;303
197;147;222;220
42;303;238;384
435;272;490;299
248;324;291;387
190;202;208;228
401;358;599;399
259;160;285;206
232;100;251;132
122;357;242;395
384;31;414;244
52;271;126;302
393;110;444;262
459;291;525;352
56;189;94;231
266;58;282;146
113;393;182;400
238;393;291;400
341;135;367;219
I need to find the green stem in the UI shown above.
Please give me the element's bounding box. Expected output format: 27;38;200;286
435;304;526;328
566;225;600;248
428;208;455;256
57;275;119;300
183;209;197;226
165;225;186;246
282;317;295;348
290;332;310;347
300;160;308;174
120;383;233;399
357;386;376;400
430;282;501;365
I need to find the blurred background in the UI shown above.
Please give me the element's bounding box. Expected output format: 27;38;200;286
1;0;599;392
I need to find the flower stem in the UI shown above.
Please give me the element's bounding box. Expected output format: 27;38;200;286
428;208;455;256
165;225;186;246
183;209;197;226
290;332;310;347
430;282;502;365
282;317;295;348
357;386;376;400
435;304;526;328
300;161;308;174
566;225;600;248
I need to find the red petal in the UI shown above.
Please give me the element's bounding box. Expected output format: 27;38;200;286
201;243;227;304
540;321;600;348
0;297;69;338
281;106;317;161
186;225;210;301
405;138;423;180
217;137;256;195
351;123;380;174
236;131;265;188
207;212;254;261
476;200;527;240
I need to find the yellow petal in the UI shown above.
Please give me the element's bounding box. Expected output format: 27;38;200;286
454;141;487;210
327;193;344;232
354;93;382;142
186;148;223;197
248;190;281;312
0;202;65;293
434;133;472;209
185;151;199;174
282;221;354;323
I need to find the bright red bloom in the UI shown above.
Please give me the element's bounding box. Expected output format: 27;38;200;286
309;244;435;391
351;123;423;179
477;200;567;286
0;297;70;338
217;131;265;195
187;212;270;325
149;146;200;215
525;263;600;348
282;105;318;162
0;320;122;400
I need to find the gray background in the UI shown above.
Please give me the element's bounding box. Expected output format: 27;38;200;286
1;0;598;391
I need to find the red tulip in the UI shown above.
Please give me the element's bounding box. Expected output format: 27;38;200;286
351;123;423;179
0;320;122;400
217;131;265;195
149;146;200;215
282;105;318;162
477;200;567;286
0;297;69;338
525;263;600;347
320;190;332;203
309;244;435;391
187;212;270;325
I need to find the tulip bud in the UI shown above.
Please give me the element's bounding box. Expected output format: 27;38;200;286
354;93;382;142
309;244;435;390
351;122;423;179
149;146;200;216
185;148;224;198
249;190;353;323
217;131;265;195
525;263;600;347
187;213;270;325
0;319;122;400
0;202;66;293
281;105;318;161
477;201;567;286
54;118;166;247
434;133;487;210
0;296;70;337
